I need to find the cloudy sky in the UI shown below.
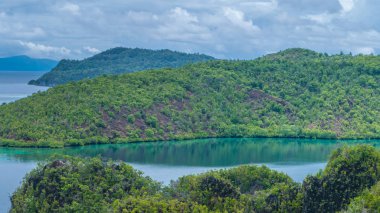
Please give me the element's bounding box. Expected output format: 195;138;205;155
0;0;379;60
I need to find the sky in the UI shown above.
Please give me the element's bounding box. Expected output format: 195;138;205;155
0;0;379;60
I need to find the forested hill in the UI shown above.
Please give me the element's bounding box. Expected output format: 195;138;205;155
0;55;57;71
1;48;379;147
29;47;215;86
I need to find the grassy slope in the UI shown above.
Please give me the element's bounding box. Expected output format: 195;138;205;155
29;47;215;86
1;48;379;147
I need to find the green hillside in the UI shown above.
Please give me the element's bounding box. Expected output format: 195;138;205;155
1;48;379;147
29;47;215;86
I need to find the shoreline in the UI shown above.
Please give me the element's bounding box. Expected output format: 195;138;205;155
1;134;379;149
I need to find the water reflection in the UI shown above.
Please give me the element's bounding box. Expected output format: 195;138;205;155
1;138;378;166
1;138;379;211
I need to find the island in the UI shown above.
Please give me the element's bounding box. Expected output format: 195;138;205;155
29;47;215;86
0;48;379;148
0;55;57;71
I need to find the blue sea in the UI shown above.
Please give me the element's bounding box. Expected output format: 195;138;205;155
0;71;49;104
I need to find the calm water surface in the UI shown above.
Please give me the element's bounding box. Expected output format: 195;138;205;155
0;71;48;104
1;137;379;212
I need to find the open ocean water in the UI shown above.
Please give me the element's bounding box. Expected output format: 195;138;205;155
0;71;49;104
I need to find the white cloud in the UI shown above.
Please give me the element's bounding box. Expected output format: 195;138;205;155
0;0;380;59
127;11;158;23
240;0;278;15
223;8;260;34
341;30;380;49
61;3;80;15
303;0;358;25
19;41;71;55
17;27;46;38
84;46;100;54
0;12;45;38
170;7;198;23
304;12;335;24
155;7;212;43
339;0;355;12
354;47;375;55
150;6;262;56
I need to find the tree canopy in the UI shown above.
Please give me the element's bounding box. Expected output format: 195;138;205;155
1;48;379;147
10;145;380;212
29;47;215;86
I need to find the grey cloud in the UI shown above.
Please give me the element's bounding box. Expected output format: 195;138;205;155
0;0;379;59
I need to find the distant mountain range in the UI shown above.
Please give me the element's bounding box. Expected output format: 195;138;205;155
29;48;215;86
0;55;58;71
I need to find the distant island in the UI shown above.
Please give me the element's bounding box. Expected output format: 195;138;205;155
0;55;57;71
0;48;379;147
29;47;215;86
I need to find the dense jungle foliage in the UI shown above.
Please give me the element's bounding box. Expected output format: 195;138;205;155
346;181;380;212
29;47;214;86
10;145;380;212
1;48;379;147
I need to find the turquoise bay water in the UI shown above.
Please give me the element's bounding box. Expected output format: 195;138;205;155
0;71;48;104
0;73;379;211
1;138;380;211
0;70;48;211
